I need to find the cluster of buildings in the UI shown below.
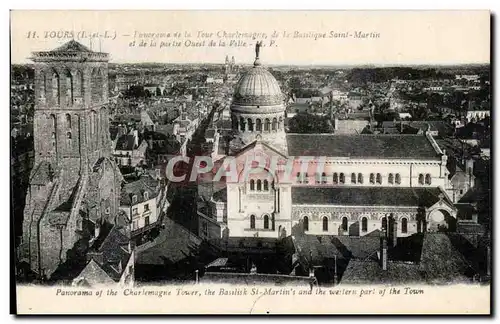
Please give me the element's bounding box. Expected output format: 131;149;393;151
13;41;490;288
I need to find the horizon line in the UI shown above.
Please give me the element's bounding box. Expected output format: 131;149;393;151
11;61;490;68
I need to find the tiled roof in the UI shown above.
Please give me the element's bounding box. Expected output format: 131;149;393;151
120;176;160;206
418;233;476;284
88;225;132;282
341;260;423;285
286;134;440;159
292;186;442;207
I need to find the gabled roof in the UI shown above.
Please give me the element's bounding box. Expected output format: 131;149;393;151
286;134;441;159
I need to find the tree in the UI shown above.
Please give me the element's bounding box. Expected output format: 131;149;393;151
288;112;332;134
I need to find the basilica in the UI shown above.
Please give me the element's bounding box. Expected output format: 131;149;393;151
197;46;460;249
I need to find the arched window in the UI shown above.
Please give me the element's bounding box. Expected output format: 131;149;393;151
264;215;269;229
52;71;60;105
278;116;283;129
132;195;137;204
339;173;345;184
321;172;327;184
50;114;56;129
388;173;394;184
65;69;73;106
322;216;328;231
256;179;262;191
65;113;71;129
358;173;363;184
401;218;408;233
296;172;302;183
341;217;348;232
66;132;72;148
425;174;432;185
256;118;262;131
376;173;382;184
75;70;84;98
303;216;309;231
271;215;275;230
370;173;375;184
247;118;254;131
382;217;388;232
351;172;356;184
263;180;269;191
240;117;245;131
333;173;338;184
250;215;256;229
144;192;149;200
362;217;368;232
418;174;424;185
395;173;401;185
272;117;278;130
250;179;255;191
264;118;270;131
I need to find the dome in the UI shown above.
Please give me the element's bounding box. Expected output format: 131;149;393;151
232;65;283;106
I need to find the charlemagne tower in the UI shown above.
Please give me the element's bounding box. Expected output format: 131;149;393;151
19;40;123;279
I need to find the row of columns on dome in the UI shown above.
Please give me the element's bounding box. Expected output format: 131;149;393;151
232;116;285;132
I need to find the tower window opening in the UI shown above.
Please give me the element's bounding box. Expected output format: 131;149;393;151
264;215;269;229
256;179;262;191
339;173;345;184
256;118;262;131
362;217;368;232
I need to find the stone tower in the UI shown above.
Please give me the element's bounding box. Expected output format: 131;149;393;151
229;44;287;154
19;40;123;280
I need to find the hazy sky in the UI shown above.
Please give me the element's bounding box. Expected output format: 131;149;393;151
11;10;490;65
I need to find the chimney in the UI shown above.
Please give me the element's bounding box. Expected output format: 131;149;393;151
380;233;388;271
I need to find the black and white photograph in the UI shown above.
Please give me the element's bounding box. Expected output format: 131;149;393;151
10;10;491;314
